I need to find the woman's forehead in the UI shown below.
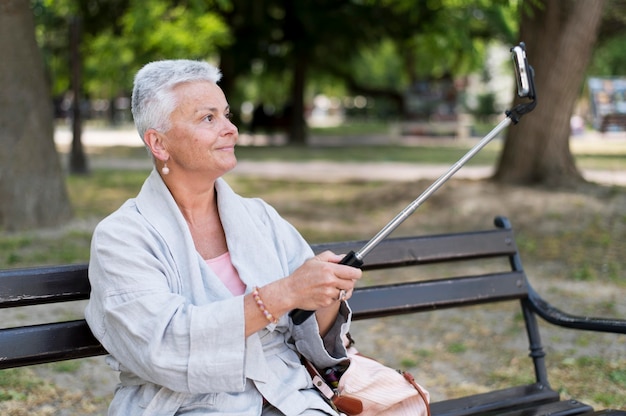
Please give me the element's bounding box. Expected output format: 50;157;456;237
172;81;228;110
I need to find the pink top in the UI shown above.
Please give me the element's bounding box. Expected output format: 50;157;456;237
205;252;246;296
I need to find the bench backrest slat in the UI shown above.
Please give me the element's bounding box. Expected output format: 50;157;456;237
350;271;527;320
312;228;518;269
0;263;90;308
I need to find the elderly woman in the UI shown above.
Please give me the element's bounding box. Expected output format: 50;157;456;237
85;60;361;415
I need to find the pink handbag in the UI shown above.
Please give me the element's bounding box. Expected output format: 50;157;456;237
305;345;430;416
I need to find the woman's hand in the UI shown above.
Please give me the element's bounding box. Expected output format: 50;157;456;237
311;251;362;334
244;251;361;336
285;251;361;335
286;251;361;311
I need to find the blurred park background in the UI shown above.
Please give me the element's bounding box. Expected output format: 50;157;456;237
1;0;626;414
2;0;626;231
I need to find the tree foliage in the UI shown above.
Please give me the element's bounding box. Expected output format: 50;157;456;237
34;0;521;143
34;0;231;99
212;0;521;142
589;0;626;76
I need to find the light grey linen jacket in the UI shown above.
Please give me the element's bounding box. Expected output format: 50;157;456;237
85;170;352;415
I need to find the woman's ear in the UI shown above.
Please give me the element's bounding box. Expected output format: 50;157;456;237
144;129;169;162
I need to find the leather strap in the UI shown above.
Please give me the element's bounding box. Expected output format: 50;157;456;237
302;358;363;415
402;371;431;416
333;394;365;415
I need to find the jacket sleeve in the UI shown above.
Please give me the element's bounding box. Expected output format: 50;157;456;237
254;200;353;368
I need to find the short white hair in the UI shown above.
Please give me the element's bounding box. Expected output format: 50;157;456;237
131;59;222;141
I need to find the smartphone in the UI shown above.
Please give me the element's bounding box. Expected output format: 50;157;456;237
511;43;532;98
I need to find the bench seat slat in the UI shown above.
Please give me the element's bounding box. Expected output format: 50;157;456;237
350;272;528;320
495;397;594;416
0;320;106;369
431;383;560;416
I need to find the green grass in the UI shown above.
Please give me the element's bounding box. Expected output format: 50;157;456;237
232;139;626;170
3;161;626;281
234;143;501;165
0;231;92;268
0;369;44;402
90;130;626;169
550;355;626;408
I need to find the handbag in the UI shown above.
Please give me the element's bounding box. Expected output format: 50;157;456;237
304;343;430;416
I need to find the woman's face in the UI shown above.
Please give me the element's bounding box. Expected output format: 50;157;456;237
163;80;238;178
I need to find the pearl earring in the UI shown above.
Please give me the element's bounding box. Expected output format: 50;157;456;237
162;161;170;175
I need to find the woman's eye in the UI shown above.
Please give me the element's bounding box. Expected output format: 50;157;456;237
204;114;214;122
225;112;234;120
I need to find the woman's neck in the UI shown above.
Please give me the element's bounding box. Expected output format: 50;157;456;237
166;177;228;259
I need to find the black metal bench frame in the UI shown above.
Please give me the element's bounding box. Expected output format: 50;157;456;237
1;216;625;415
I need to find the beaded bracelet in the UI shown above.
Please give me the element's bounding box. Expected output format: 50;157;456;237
252;287;279;324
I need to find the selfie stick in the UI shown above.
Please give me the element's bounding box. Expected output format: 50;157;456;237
290;42;537;325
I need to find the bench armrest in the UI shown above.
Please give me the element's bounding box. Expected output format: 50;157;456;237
528;287;626;334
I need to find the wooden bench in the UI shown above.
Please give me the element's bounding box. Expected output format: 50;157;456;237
1;216;625;415
600;113;626;133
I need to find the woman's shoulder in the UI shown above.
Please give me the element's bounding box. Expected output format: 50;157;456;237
93;198;143;234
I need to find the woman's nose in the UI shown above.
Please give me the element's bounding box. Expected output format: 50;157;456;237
223;116;238;136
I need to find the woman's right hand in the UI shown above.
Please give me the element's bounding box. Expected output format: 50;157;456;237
284;251;362;311
244;251;362;335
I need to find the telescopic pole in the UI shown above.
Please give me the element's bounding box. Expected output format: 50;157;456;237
351;117;512;261
290;43;537;325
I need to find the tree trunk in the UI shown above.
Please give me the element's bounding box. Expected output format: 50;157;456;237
0;0;73;231
493;0;605;187
288;55;308;145
69;16;89;175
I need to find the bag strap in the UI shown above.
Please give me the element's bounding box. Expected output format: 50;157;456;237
302;359;335;400
302;358;364;415
402;371;432;416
